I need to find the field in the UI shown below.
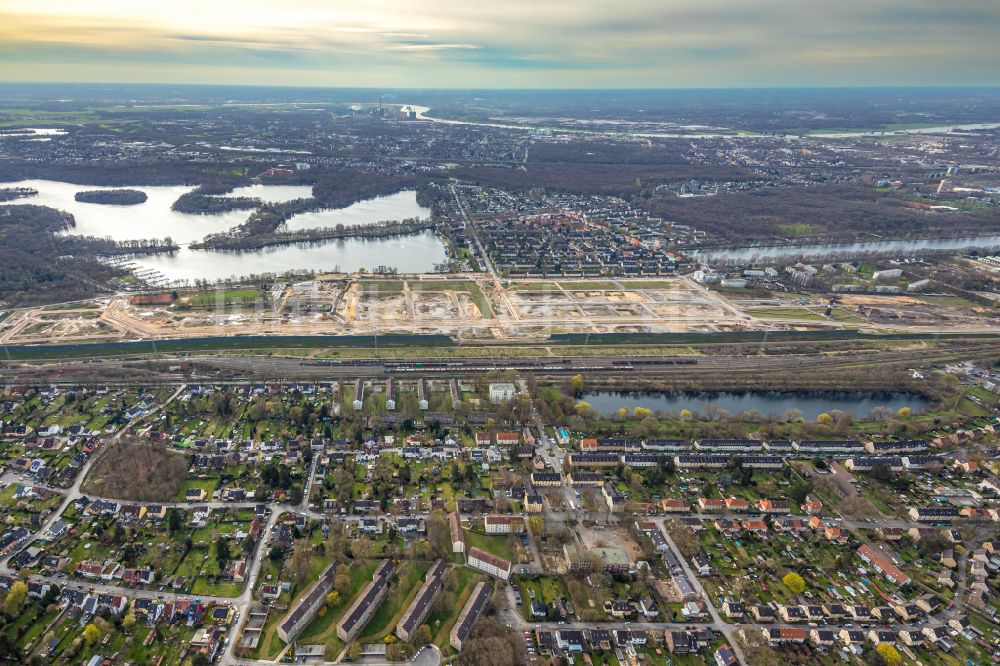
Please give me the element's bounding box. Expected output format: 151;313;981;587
746;307;826;321
174;477;219;502
180;289;262;308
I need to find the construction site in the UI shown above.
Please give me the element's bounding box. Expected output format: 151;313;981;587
2;273;999;347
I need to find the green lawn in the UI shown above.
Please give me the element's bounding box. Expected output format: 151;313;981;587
358;280;405;295
408;279;477;292
616;280;679;289
356;561;430;642
184;289;261;307
778;223;818;235
830;307;866;323
514;575;569;620
558;281;622;291
245;608;285;660
463;530;515;562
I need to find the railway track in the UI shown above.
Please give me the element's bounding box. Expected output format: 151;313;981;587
3;340;999;386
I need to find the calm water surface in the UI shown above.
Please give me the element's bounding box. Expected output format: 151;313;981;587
283;190;429;231
8;179;245;243
3;180;447;280
583;390;932;420
219;183;315;203
129;231;447;282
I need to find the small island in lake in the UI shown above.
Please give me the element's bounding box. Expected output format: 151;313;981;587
74;189;148;205
0;187;38;202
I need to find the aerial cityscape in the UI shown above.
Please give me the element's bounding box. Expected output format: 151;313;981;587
2;2;1000;666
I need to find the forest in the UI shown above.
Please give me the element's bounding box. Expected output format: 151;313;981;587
192;218;433;250
310;170;429;209
0;204;127;306
527;139;696;166
64;236;179;255
80;440;189;501
646;183;1000;243
172;190;261;214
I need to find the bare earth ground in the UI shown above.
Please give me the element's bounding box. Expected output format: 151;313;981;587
2;274;997;345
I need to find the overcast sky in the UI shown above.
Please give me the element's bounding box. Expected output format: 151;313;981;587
1;0;999;88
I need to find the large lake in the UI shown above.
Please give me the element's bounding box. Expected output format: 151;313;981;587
7;179;245;243
219;183;315;203
283;190;429;231
128;232;447;282
2;180;446;280
582;390;932;420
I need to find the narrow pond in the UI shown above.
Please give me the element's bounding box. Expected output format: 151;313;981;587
582;390;932;420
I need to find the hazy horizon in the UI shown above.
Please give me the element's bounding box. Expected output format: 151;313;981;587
2;0;999;88
4;82;1000;91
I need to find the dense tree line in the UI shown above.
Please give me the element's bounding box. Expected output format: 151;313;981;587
60;235;179;255
0;204;125;306
193;217;432;250
458;617;525;666
527;139;695;165
74;189;148;205
424;88;1000;132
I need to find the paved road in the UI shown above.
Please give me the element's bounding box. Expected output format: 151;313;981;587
219;507;283;665
656;522;749;665
449;182;517;321
228;644;442;666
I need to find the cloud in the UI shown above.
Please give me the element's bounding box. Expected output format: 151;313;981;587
387;43;481;52
0;0;998;87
